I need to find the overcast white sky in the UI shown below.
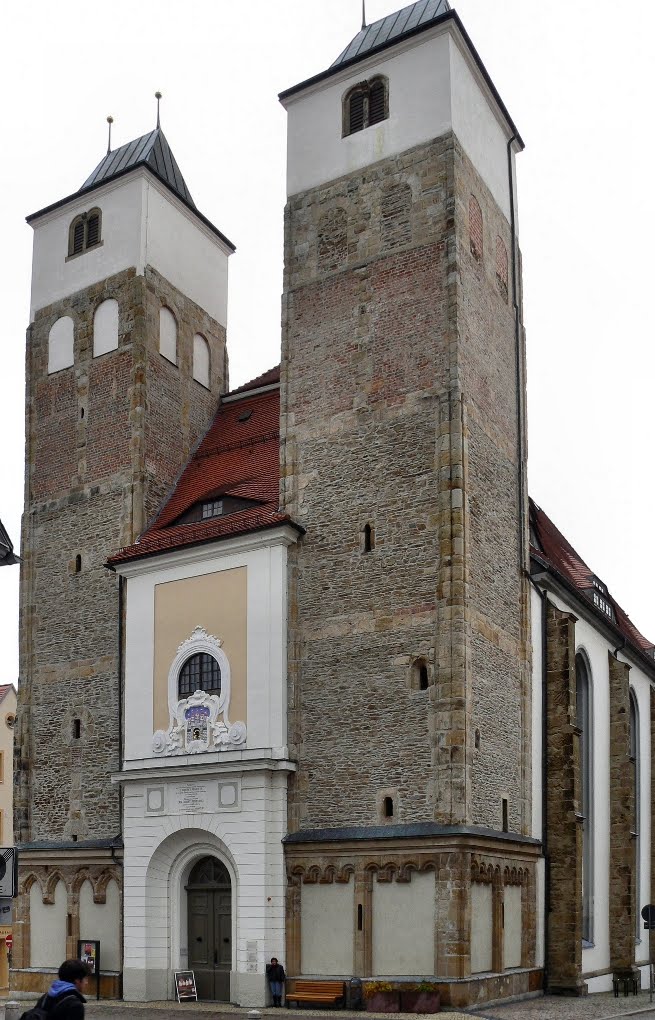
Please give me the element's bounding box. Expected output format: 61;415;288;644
2;0;654;682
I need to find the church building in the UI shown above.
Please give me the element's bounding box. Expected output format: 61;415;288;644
13;0;654;1009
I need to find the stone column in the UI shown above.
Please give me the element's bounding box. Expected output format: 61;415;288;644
353;868;372;977
608;652;637;980
433;392;470;826
435;851;468;979
545;604;585;994
521;869;537;969
285;874;301;976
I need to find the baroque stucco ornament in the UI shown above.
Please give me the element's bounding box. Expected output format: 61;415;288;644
152;626;246;756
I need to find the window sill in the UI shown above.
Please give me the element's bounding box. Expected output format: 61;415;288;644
65;240;104;263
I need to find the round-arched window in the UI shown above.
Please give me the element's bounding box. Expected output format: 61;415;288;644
178;652;221;700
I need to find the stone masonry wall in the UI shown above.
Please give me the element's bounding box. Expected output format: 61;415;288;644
16;266;225;844
455;142;530;834
281;132;529;834
281;137;453;830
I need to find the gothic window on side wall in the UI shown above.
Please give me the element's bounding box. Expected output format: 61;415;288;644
575;652;594;945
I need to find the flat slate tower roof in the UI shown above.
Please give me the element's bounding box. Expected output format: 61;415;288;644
332;0;451;69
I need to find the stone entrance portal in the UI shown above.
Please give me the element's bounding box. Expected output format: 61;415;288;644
186;856;232;1001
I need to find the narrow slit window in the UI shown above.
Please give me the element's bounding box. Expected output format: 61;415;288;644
419;664;429;690
502;797;509;832
384;796;394;818
363;523;374;553
74;554;82;574
357;904;363;931
72;719;81;739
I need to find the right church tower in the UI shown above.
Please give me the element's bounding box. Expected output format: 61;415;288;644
279;1;535;1005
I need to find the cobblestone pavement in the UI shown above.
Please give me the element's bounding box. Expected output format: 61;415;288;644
472;992;655;1020
2;995;654;1020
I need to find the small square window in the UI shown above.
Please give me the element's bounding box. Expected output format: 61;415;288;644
202;500;223;519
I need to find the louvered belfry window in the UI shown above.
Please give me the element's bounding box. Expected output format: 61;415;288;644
86;213;100;248
344;76;388;136
72;220;85;255
368;79;386;125
349;90;366;134
68;209;102;256
178;652;222;699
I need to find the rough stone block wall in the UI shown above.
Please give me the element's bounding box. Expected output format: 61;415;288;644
16;266;225;844
281;132;529;834
544;603;584;994
455;144;530;833
282;137;453;830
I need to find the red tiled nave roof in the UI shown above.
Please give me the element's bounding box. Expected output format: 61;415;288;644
109;368;295;565
530;499;655;660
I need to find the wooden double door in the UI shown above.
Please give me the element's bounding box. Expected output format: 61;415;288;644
187;857;232;1001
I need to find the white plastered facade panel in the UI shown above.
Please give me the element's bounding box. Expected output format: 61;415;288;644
93;298;119;358
470;882;492;974
30;879;67;968
503;884;522;969
29;170;230;325
79;878;121;972
283;24;517;222
300;880;354;975
47;316;74;374
371;872;435;976
116;528;297;1005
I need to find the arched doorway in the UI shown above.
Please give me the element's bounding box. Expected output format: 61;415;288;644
186;856;232;1001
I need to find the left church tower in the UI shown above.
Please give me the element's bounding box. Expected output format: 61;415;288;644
13;127;234;995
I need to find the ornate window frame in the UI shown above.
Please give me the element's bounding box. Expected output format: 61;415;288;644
152;626;246;756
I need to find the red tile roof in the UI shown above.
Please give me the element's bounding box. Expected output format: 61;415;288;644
0;685;15;705
109;370;297;565
227;365;280;396
530;499;655;660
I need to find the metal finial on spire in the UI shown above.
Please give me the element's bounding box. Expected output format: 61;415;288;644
155;91;162;129
362;0;367;29
106;116;113;155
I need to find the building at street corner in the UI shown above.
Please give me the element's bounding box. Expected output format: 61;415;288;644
12;0;655;1009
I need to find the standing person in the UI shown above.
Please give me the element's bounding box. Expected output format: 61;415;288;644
25;959;90;1020
266;956;286;1007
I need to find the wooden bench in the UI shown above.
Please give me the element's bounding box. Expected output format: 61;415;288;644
285;980;345;1008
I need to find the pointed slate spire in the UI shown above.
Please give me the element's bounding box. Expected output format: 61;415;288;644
81;128;196;209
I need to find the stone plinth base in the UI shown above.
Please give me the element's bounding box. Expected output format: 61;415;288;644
439;968;543;1009
10;968;121;1000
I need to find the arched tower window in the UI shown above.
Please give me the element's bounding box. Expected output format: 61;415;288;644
343;76;389;137
159;307;178;365
193;334;210;388
48;316;74;374
576;652;593;944
629;688;640;941
93;299;119;358
178;652;221;700
68;208;102;257
469;195;483;261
